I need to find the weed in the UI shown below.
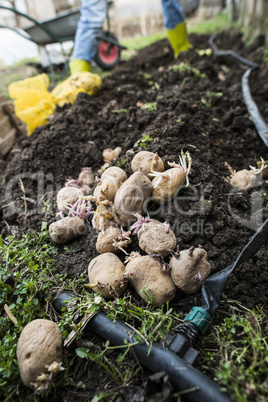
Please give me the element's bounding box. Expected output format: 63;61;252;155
198;300;268;400
116;158;127;167
200;97;211;108
116;108;128;114
133;134;153;149
0;228;60;398
141;102;157;112
169;62;206;79
263;192;268;208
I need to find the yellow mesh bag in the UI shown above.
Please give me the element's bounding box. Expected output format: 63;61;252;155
8;74;56;136
52;72;102;107
8;72;102;135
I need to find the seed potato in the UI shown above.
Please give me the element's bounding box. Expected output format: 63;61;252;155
125;255;176;306
137;219;176;256
88;252;127;298
49;217;85;244
113;171;153;227
131;151;164;176
78;167;94;186
170;248;211;294
101;166;127;183
151;167;186;204
96;226;125;253
102;147;122;163
17;319;63;394
57;187;81;213
230;169;258;191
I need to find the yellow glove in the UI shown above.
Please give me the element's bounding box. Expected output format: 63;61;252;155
69;59;91;75
167;21;192;58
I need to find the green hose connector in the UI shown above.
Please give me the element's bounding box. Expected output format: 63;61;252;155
184;307;212;335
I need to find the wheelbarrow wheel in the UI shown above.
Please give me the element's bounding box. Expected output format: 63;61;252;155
95;34;121;70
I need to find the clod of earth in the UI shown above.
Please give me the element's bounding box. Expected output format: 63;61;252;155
49;217;85;244
131;151;164;176
88;252;127;298
17;319;63;394
169;247;211;294
135;218;177;257
113;171;153;227
125;255;176;306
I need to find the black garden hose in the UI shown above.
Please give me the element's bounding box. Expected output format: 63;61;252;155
208;33;259;69
242;68;268;147
209;33;268;148
53;294;231;402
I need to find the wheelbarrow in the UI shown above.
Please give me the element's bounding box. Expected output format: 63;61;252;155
0;2;126;72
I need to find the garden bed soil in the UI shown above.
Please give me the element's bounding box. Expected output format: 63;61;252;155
0;30;268;401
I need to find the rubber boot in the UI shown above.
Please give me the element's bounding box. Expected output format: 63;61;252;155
166;22;192;58
69;59;91;75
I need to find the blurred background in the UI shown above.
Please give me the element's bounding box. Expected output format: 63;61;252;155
0;0;267;67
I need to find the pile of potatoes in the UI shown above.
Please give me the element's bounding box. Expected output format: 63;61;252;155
46;149;209;306
19;149;212;394
47;150;211;305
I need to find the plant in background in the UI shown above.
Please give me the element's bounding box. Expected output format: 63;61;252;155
141;102;157;112
133;133;153;148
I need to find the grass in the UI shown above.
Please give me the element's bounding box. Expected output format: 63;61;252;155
199;300;268;401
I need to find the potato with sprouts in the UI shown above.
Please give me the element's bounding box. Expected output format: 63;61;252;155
131;151;164;176
96;226;131;253
17;319;63;395
88;253;127;298
125;255;176;306
78;167;94;186
94;166;127;202
169;247;211;294
113;171;153;227
49;217;85;244
131;215;176;257
225;159;266;191
102;147;122;163
150;150;192;204
57;187;81;214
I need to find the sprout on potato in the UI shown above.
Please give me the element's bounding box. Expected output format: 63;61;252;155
17;319;63;395
169;247;211;294
88;253;127;298
131;151;164;176
149;150;192;204
225;159;266;191
131;215;177;257
125;255;176;306
49;217;85;244
96;226;131;254
113;171;153;227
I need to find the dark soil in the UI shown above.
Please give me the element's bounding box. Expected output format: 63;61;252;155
1;30;268;401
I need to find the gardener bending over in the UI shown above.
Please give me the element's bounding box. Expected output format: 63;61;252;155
70;0;192;74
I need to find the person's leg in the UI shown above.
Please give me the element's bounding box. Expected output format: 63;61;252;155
70;0;107;73
161;0;191;58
